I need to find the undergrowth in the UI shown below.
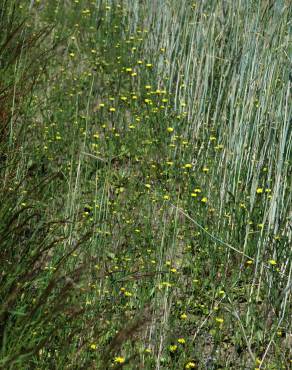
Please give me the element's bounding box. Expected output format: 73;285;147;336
0;1;291;369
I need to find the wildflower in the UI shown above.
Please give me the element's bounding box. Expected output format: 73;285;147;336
170;268;177;273
167;127;174;133
114;356;125;364
202;167;209;173
180;313;187;320
163;195;170;200
145;184;151;189
125;67;132;72
201;197;208;203
185;361;196;369
256;188;263;194
178;338;186;344
109;107;116;112
268;259;277;266
90;343;97;350
146;63;152;68
184;163;192;169
169;345;177;352
215;317;224;324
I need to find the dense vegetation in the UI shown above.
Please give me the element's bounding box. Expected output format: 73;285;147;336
0;1;291;369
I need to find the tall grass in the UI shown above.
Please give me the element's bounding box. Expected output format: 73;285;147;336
1;0;291;369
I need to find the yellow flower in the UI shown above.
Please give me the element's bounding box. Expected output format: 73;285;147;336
215;317;224;323
185;361;196;369
163;195;170;200
268;259;277;266
180;313;187;320
177;338;186;344
169;345;177;352
256;188;263;194
202;167;209;173
184;163;192;169
109;107;116;112
201;197;208;203
167;127;174;132
114;356;125;364
90;343;97;350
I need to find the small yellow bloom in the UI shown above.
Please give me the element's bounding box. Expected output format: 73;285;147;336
185;361;196;369
167;127;174;133
180;313;187;320
256;188;263;194
145;184;151;189
215;317;224;323
169;345;177;352
184;163;192;169
90;343;97;350
268;259;277;266
114;356;125;364
163;195;170;200
109;107;116;112
201;197;208;203
177;338;186;344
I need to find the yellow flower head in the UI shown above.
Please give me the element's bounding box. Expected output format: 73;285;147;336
114;356;125;364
